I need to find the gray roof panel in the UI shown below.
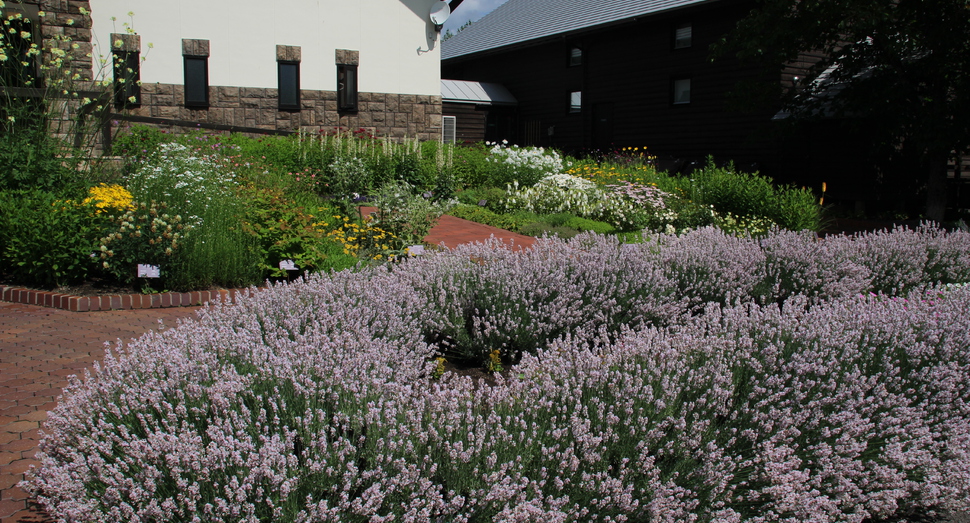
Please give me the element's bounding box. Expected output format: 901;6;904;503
443;0;714;60
441;79;518;105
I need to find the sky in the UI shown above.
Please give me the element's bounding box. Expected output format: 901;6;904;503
442;0;507;34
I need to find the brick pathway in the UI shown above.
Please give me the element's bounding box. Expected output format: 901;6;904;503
0;303;202;522
0;215;535;522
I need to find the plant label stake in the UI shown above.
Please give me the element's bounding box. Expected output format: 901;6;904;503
137;264;161;278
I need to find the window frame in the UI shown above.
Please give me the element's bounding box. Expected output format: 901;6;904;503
277;60;300;111
673;22;693;50
568;90;582;114
567;45;583;67
671;76;692;105
183;55;210;109
442;115;457;144
337;63;358;113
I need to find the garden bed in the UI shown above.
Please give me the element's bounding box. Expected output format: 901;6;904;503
25;226;970;522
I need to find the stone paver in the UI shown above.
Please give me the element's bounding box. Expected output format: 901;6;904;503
0;302;201;521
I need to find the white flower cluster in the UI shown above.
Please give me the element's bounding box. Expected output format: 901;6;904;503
485;140;568;180
502;177;678;230
538;173;596;191
127;143;238;212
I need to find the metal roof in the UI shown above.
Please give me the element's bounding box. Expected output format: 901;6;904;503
441;79;518;105
442;0;715;60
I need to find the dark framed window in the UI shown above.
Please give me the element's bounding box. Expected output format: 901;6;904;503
278;61;300;111
672;77;691;104
568;46;583;67
183;56;209;108
673;23;692;49
568;90;582;113
337;64;358;112
113;50;141;108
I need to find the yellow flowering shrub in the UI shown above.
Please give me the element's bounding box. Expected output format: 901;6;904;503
327;215;401;261
82;184;135;214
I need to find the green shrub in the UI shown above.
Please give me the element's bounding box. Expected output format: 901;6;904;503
0;121;76;192
96;201;190;287
447;143;492;188
448;204;523;231
369;180;455;246
0;190;104;288
239;186;347;278
454;186;508;211
561;216;616;234
688;159;822;231
517;222;582;239
125;143;261;290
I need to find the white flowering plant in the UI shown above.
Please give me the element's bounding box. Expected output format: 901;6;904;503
502;174;681;231
369;179;456;247
124;143;260;290
484;140;569;187
97;201;190;286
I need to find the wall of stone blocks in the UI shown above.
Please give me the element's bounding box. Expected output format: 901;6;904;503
127;83;444;141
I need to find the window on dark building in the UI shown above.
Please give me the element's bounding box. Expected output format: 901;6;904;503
569;91;582;113
674;23;692;49
568;46;583;67
672;77;691;104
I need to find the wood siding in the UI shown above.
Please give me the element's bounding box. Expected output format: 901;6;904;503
443;0;800;180
443;102;487;144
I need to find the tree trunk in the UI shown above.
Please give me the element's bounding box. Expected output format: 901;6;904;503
924;151;948;223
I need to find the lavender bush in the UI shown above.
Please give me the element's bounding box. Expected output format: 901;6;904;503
27;226;970;522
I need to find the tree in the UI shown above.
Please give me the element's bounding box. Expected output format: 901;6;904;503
715;0;970;221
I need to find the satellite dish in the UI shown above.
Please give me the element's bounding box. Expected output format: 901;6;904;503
430;0;451;32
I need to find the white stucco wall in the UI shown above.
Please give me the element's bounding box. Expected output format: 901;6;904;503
88;0;443;96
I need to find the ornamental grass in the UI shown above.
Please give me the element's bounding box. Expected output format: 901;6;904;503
27;225;970;522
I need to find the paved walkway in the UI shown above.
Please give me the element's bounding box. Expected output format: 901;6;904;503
0;215;534;522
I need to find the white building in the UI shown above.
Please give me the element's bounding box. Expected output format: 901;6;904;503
7;0;455;140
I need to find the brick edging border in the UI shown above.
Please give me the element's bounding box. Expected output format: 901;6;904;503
0;285;259;312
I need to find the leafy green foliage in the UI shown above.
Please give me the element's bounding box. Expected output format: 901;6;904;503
369;180;455;246
687;160;822;231
0;111;75;192
448;204;526;231
0;190;104;288
239;186;351;277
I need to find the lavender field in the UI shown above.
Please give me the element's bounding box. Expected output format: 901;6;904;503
27;226;970;522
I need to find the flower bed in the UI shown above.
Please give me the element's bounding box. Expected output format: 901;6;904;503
27;225;970;521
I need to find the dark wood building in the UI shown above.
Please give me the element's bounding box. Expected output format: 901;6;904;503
441;79;518;144
440;0;880;203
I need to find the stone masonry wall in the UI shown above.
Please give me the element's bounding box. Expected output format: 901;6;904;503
19;1;443;142
129;84;444;141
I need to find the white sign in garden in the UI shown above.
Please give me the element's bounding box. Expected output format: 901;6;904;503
136;264;161;278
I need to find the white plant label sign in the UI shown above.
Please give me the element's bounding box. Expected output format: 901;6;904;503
137;264;161;278
279;259;298;271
